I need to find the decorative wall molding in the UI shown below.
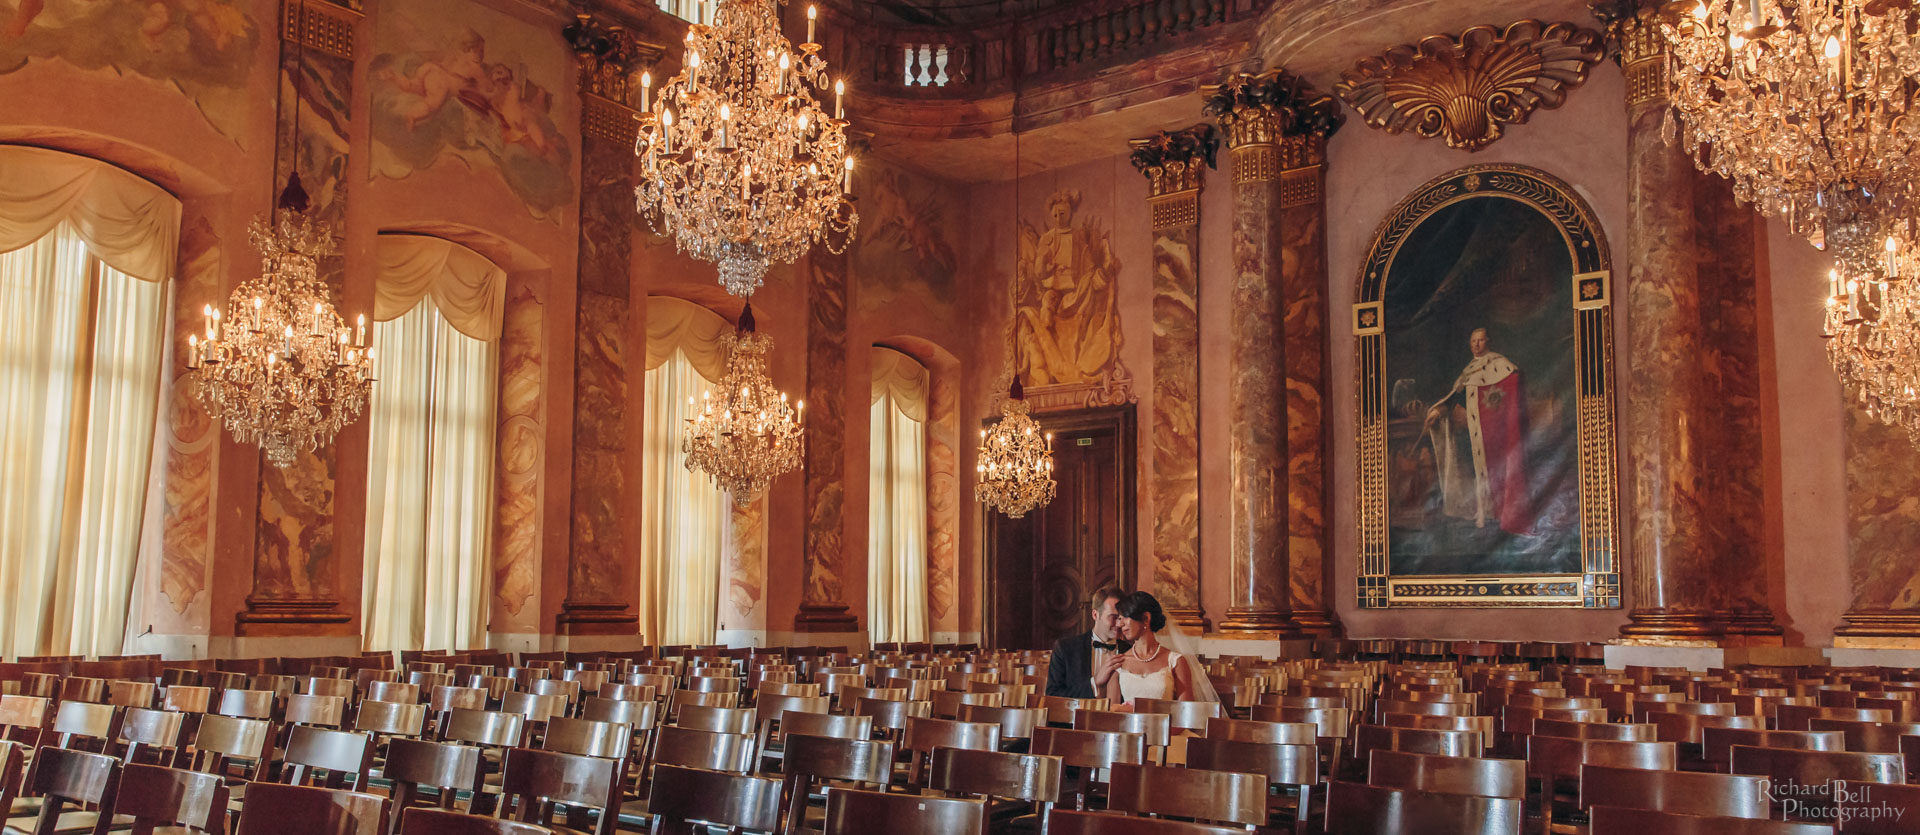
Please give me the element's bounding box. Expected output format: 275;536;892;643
1333;20;1606;152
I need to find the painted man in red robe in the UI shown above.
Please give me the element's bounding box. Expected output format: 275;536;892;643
1423;328;1532;535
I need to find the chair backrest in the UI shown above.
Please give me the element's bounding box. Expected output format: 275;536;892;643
442;709;525;748
957;704;1044;742
161;686;212;715
1578;764;1768;820
108;680;156;709
397;808;551;835
283;725;375;790
235;782;390;835
853;697;931;735
1075;709;1172;749
1729;744;1904;786
1586;805;1835;834
928;747;1063;804
27;746;120;829
652;725;756;773
52;699;119;744
675;704;756;735
1106;762;1266;827
642;764;782;834
1806;718;1920;753
384;737;483;820
187;714;271;777
541;717;630;760
497;747;621;833
1354;724;1479;763
903;716;1002;756
1043;809;1255;835
1030;726;1142;770
1186;737;1318;791
287;694;348;728
1131;699;1221;733
1701;727;1843;771
117;706;187;759
822;786;984;835
368;682;422;706
756;681;819;699
1775;704;1893;731
499;692;566;726
114;763;229;834
1527;736;1677;783
1379;712;1496;751
1367;749;1524;799
1323;779;1524;834
581;697;658;730
1250;705;1350;739
1647;712;1762;745
1204;717;1317;745
356;700;428;738
1530;718;1658;742
595;682;656;703
306;678;356;700
1042;696;1110;726
781;711;872;741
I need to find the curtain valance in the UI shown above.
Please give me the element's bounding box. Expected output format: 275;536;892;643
0;146;181;283
374;234;508;341
870;347;929;422
645;296;732;382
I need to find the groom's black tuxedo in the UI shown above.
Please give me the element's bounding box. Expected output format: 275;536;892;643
1046;631;1097;698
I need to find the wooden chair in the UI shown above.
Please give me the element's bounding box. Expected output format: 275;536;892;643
1806;718;1920;753
674;704;756;736
651;726;756;773
397;807;552;834
777;733;894;834
113;762;230;834
21;746;119;835
185;713;273;783
1586;805;1833;834
1775;704;1894;731
821;787;984;835
927;748;1062;830
1577;764;1768;821
282;725;376;790
1348;726;1478;781
957;704;1044;751
383;737;484;829
1030;727;1142;812
1367;750;1523;800
1378;713;1495;753
1103;762;1266;828
931;690;1001;720
1186;737;1318;833
1700;728;1842;773
1531;718;1657;742
117;707;188;765
1074;711;1171;766
50;700;121;752
1203;718;1316;746
496;747;621;835
235;782;390;835
107;681;156;710
0;695;50;750
902;717;1001;788
1043;809;1251;835
1131;699;1221;736
1730;745;1903;819
1322;779;1523;834
1527;736;1677;834
1042;697;1110;727
1833;780;1920;834
852;698;929;745
646;763;781;834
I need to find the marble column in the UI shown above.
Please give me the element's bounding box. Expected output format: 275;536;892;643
1202;70;1337;634
1128;125;1217;633
1834;406;1920;642
1599;2;1780;640
238;0;362;635
1278;127;1340;635
558;22;654;635
797;245;860;633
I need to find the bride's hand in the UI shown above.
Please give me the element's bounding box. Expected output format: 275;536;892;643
1093;653;1126;688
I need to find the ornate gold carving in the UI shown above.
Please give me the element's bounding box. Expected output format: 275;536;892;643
1148;192;1200;231
1201;69;1343;150
1278;134;1326;170
1279;167;1321;208
1334;20;1606;152
583;94;638;146
563;13;666;107
1353;164;1619;610
281;0;359;59
1128;125;1218;199
1232;144;1279;184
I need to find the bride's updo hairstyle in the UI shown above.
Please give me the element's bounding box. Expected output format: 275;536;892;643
1116;591;1167;632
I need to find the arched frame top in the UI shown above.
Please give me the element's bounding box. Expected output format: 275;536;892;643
1351;164;1619;610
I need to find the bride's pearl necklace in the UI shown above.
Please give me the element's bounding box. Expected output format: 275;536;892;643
1130;642;1162;663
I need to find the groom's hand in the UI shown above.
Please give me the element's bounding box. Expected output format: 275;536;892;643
1093;653;1126;688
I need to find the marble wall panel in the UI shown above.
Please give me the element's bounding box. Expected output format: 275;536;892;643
723;498;767;627
494;283;543;621
927;373;960;623
1843;406;1920;613
1280;167;1332;629
801;250;854;627
1150;225;1203;619
160;214;221;615
569;293;627;605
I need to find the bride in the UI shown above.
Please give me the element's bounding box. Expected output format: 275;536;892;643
1098;591;1216;708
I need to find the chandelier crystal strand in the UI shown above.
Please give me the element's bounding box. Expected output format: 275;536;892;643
974;381;1057;519
634;0;858;296
1661;0;1920;438
683;303;806;505
187;211;375;468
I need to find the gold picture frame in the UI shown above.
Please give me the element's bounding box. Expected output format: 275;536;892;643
1354;164;1619;609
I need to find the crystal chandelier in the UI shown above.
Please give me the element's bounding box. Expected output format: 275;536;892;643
684;302;805;505
974;379;1056;519
1661;0;1920;436
186;179;374;468
633;0;858;296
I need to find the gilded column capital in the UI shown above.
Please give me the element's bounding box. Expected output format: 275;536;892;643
1590;0;1669;107
1203;69;1342;183
1128;125;1218;198
563;13;665;144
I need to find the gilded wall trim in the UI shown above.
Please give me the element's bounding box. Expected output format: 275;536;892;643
583;94;639;146
281;0;359;59
1334;20;1605;152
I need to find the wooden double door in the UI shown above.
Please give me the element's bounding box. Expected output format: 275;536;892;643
986;405;1137;651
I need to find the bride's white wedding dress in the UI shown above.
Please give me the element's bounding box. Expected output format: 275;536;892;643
1116;651;1185;703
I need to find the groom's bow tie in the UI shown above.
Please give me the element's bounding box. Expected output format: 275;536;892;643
1091;640;1118;651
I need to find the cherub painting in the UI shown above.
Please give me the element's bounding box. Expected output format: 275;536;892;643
1013;188;1124;387
0;0;257;142
370;0;573;221
855;165;958;308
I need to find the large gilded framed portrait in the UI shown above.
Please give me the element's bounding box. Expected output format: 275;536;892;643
1354;164;1619;609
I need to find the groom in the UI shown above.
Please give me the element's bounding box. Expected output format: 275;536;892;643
1046;587;1126;698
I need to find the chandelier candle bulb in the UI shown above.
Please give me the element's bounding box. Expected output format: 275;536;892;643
640;71;651;112
806;4;815;44
834;79;843;118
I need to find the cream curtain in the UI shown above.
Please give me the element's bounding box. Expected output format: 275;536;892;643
868;348;929;645
0;146;181;283
0;227;168;658
639;297;735;646
373;234;508;341
362;236;501;652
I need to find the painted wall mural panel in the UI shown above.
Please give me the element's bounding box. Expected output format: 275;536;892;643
855;166;958;309
1012;188;1132;410
370;0;574;220
927;373;960;622
493;282;542;621
160;215;222;615
1354;165;1618;608
0;0;259;142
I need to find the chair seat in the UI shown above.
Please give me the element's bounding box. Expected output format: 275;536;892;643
4;810;115;835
